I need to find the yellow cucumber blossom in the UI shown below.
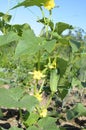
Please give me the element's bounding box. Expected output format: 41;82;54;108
49;60;56;69
40;108;47;117
44;0;55;10
29;70;45;80
34;93;42;102
47;58;57;69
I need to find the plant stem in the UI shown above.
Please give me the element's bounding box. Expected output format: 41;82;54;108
19;108;23;123
46;92;54;109
34;80;38;94
40;7;46;23
7;0;10;13
38;51;41;70
39;79;45;93
39;7;48;38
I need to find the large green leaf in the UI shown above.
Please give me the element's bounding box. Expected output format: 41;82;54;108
57;58;68;77
0;88;38;111
15;29;42;57
70;39;81;52
38;117;59;130
74;54;86;82
0;31;19;46
24;113;39;127
19;94;38;111
59;37;70;45
67;103;86;120
78;68;86;82
27;126;40;130
56;43;71;61
58;87;69;100
72;78;83;88
55;22;73;35
12;23;31;36
9;127;23;130
50;32;62;40
12;0;48;9
44;39;56;53
9;87;24;101
27;117;63;130
0;88;18;108
13;23;31;31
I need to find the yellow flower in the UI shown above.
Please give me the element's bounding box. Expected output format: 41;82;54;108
40;108;47;117
44;0;55;10
29;70;45;80
34;93;42;102
49;61;56;69
48;59;57;69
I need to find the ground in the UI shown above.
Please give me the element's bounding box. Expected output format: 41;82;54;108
0;87;86;130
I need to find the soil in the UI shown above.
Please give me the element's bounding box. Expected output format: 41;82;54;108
0;87;86;130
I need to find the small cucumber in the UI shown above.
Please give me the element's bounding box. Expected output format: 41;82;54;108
50;69;59;92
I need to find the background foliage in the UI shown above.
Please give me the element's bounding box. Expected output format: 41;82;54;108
0;0;86;130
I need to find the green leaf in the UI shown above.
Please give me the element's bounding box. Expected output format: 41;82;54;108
38;117;59;130
0;88;38;111
15;29;41;57
2;14;12;22
9;87;24;101
74;54;86;82
50;32;62;40
44;39;56;53
12;23;31;36
72;78;83;88
27;126;40;130
59;38;70;45
67;103;86;120
37;17;54;30
70;39;81;52
19;94;39;111
13;23;31;31
55;22;73;35
78;68;86;82
0;31;19;46
0;12;4;17
0;108;3;118
58;58;68;77
58;88;69;100
56;43;71;61
0;12;11;22
9;127;23;130
24;113;39;127
0;88;18;108
12;0;48;9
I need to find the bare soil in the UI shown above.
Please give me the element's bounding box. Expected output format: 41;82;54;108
0;87;86;130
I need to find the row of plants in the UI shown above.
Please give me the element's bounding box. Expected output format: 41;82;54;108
0;0;86;129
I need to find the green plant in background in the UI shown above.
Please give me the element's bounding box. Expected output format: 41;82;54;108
0;0;86;130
